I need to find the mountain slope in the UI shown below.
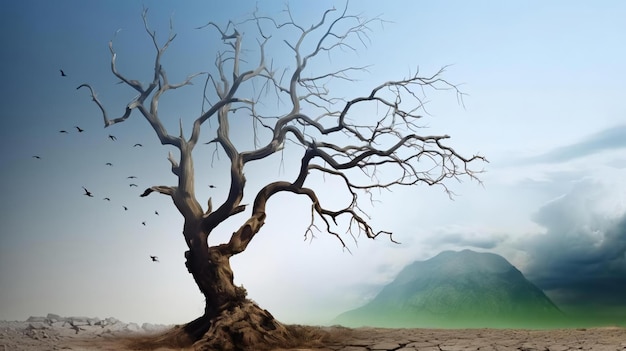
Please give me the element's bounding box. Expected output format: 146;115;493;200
334;250;564;328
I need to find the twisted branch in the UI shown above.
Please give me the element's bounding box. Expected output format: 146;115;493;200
78;4;486;255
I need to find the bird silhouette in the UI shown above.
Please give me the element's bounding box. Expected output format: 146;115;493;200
59;69;67;77
74;126;84;132
150;255;159;262
123;206;128;211
59;130;68;134
129;184;138;187
155;210;159;215
82;187;94;197
105;162;113;166
133;143;143;147
127;176;137;179
142;221;146;226
103;197;111;201
208;185;216;188
108;135;117;141
32;155;41;159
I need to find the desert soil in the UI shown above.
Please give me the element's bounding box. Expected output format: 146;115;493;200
1;320;625;351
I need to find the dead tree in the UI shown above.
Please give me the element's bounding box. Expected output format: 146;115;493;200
77;4;485;350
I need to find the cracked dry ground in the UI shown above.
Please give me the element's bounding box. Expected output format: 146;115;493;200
2;324;625;350
275;327;626;351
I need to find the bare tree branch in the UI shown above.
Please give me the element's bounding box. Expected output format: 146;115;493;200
141;186;175;197
80;4;486;256
76;84;134;127
216;5;486;250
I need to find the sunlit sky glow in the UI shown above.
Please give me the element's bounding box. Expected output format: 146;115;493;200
1;1;625;325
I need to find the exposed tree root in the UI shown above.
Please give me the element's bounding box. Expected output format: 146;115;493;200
193;300;289;351
125;300;329;351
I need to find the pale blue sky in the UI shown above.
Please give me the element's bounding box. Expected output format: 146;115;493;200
1;1;625;325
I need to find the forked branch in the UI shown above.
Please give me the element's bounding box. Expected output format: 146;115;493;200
76;84;135;127
79;4;486;254
217;5;486;251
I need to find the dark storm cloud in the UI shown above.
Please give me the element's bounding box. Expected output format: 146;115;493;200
521;124;626;164
521;181;626;309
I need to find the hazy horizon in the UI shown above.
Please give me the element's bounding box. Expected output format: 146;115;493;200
1;1;625;326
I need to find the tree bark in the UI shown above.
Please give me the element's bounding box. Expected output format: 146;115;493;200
160;237;293;350
186;245;246;318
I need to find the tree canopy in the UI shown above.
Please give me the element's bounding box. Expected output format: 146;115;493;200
77;3;486;349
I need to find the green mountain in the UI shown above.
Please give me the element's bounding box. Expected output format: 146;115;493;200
334;250;565;328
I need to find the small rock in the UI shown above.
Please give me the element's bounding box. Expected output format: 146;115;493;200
27;322;49;330
69;317;90;326
125;322;141;332
26;316;46;323
105;317;120;325
51;321;66;329
87;317;101;326
46;313;61;321
105;323;124;332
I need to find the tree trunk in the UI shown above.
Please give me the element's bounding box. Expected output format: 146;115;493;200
159;244;294;350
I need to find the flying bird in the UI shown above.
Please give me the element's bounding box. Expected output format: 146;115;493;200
108;134;117;141
74;126;84;133
154;210;159;215
150;255;159;262
123;206;128;211
82;187;93;197
142;221;146;226
127;176;137;179
133;143;143;147
208;185;216;188
32;155;41;159
59;130;68;134
59;69;67;77
129;184;138;187
103;197;111;201
105;162;113;166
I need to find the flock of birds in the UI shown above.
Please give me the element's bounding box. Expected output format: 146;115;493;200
66;139;152;214
32;69;222;263
30;69;166;262
75;137;160;263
